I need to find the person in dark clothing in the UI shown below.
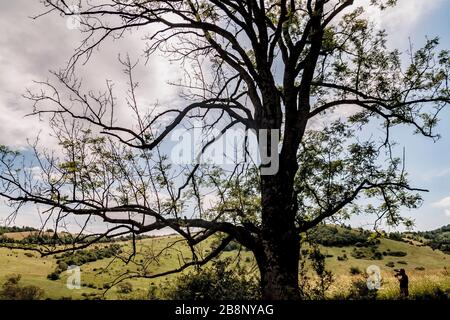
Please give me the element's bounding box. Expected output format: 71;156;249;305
395;269;409;299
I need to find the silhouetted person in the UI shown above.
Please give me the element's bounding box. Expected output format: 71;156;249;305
395;269;409;299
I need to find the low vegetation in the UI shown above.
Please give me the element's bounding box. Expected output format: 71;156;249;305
0;225;448;300
0;274;45;300
47;244;122;280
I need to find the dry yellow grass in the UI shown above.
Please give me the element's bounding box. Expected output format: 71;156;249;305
326;269;450;299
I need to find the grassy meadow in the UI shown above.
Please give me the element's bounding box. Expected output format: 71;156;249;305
0;232;449;300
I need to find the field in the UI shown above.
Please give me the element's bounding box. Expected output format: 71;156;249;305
0;231;449;300
319;238;449;299
0;236;228;300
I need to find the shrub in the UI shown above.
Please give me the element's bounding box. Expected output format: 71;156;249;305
57;261;68;271
349;267;362;275
345;278;378;300
397;261;408;265
0;274;45;300
24;252;34;258
385;261;395;268
47;271;61;281
165;259;259;300
81;292;102;300
371;251;383;260
298;246;334;300
351;250;365;259
387;251;407;257
415;266;425;271
117;282;133;294
337;254;348;261
388;232;404;242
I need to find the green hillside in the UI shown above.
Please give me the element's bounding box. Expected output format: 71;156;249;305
0;226;449;300
403;224;450;254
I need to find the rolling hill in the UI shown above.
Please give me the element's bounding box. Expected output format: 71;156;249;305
0;225;448;300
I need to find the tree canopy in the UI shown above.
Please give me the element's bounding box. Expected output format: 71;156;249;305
0;0;449;299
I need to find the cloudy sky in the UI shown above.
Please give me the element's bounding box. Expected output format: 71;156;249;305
0;0;449;232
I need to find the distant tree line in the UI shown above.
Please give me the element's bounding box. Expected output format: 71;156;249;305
0;226;37;235
306;225;374;247
0;229;152;246
414;225;450;254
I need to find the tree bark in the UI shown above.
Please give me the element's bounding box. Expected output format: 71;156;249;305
256;224;300;300
256;164;300;300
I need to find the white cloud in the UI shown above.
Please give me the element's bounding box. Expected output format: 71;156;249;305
417;167;450;182
364;0;445;39
0;0;181;150
432;196;450;208
430;197;450;221
435;168;450;178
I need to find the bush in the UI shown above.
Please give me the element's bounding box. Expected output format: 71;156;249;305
387;251;407;257
345;278;378;300
337;254;348;261
397;260;408;265
24;252;34;258
351;250;365;259
81;292;102;300
165;259;259;300
415;266;425;271
117;282;133;294
299;246;334;300
371;251;383;260
0;274;45;300
388;232;404;242
57;261;68;271
47;271;61;281
349;267;362;275
385;261;395;268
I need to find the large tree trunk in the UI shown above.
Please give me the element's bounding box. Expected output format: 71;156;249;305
256;223;300;300
252;91;304;300
256;167;300;300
